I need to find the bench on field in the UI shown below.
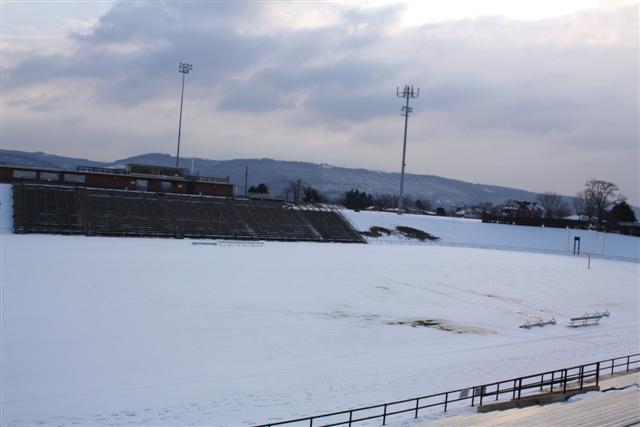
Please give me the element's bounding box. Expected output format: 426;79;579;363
519;317;556;329
568;310;610;327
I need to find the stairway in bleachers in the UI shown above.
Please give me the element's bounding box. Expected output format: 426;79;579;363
12;184;365;243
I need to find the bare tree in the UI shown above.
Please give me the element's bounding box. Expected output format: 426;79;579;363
373;193;397;209
287;179;305;204
537;191;572;219
537;192;561;218
584;179;619;222
556;200;571;219
574;190;596;222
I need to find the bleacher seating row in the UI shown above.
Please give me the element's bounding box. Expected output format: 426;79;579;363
13;185;83;234
12;185;365;243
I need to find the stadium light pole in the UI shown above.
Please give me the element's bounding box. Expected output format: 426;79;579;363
176;62;193;169
397;84;419;215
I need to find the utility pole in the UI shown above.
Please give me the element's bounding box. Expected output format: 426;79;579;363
244;165;249;195
397;84;419;215
176;62;193;169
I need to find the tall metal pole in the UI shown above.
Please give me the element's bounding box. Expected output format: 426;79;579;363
399;94;410;213
176;62;193;169
397;84;419;214
244;165;249;195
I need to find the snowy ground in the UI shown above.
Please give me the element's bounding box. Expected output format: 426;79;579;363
1;229;638;426
343;209;640;261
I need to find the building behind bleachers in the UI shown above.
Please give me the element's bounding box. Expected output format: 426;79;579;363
12;184;365;243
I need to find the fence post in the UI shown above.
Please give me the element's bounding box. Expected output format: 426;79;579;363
517;378;522;400
627;356;630;371
540;373;544;391
496;383;500;401
309;418;313;427
348;410;353;427
415;398;420;418
512;379;517;399
596;362;600;388
611;359;615;375
479;386;484;406
551;371;555;392
382;404;387;426
444;392;449;412
563;369;568;394
579;366;584;390
471;387;475;407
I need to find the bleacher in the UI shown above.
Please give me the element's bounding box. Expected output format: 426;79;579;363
233;204;320;241
165;196;255;240
12;184;365;243
298;209;364;242
87;190;175;237
13;184;83;234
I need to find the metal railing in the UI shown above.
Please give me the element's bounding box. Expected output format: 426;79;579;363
254;353;639;427
75;166;229;184
184;174;230;184
76;165;127;175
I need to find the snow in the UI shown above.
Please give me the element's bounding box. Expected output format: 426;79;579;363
1;229;638;426
343;210;640;261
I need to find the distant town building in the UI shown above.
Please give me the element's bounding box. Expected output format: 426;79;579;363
501;200;543;218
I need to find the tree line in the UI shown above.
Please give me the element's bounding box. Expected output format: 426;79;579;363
248;181;324;204
537;179;635;223
248;182;447;214
248;178;636;224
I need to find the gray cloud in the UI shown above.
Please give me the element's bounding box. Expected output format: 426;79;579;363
9;2;635;128
218;81;294;112
2;2;638;202
5;3;277;106
72;3;181;44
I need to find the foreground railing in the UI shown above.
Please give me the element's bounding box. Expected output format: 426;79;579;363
254;353;639;427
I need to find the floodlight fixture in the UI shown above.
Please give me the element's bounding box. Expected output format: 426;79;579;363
179;62;193;74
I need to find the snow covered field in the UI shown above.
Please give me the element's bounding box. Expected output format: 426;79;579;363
343;209;640;261
1;225;638;426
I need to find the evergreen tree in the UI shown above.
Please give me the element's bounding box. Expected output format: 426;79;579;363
608;200;637;223
342;189;373;210
303;186;324;203
415;199;431;211
248;183;269;193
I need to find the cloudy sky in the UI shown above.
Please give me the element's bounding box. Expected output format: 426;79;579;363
1;1;638;202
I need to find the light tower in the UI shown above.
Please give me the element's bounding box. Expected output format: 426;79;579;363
396;84;419;215
176;62;193;168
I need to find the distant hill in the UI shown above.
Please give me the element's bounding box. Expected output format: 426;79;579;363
0;149;105;170
1;149;541;207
